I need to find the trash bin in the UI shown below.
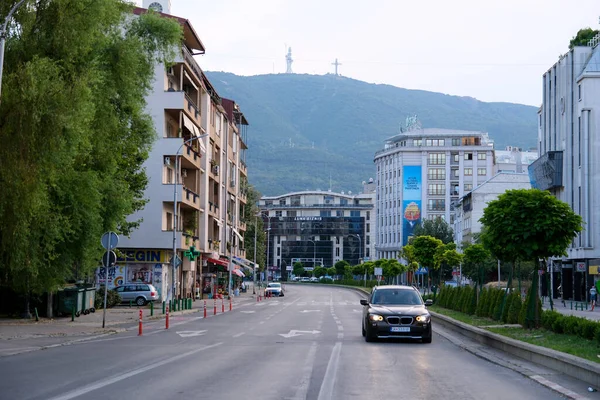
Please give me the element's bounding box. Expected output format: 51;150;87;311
57;287;84;317
82;287;96;315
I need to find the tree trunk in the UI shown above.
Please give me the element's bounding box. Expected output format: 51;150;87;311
47;292;53;318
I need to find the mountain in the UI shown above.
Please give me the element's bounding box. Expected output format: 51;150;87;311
206;72;538;196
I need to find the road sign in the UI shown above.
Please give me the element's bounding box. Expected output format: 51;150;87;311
286;265;293;271
374;267;383;276
101;232;119;250
102;251;117;268
170;255;182;268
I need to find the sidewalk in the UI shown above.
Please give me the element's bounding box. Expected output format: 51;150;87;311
542;297;600;321
0;284;259;357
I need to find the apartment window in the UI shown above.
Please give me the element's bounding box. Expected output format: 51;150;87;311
166;212;173;231
428;183;445;195
477;168;487;176
428;153;446;165
291;196;301;206
324;195;334;204
277;247;280;256
265;200;273;207
275;211;282;217
336;247;340;257
428;168;446;180
350;211;360;217
413;139;422;146
452;153;459;163
477;153;486;160
340;198;348;206
165;166;174;184
366;224;370;233
366;211;370;221
464;153;473;160
336;210;343;217
288;210;297;217
464;183;473;192
427;199;445;211
166;122;173;138
320;210;331;217
452;138;460;146
452;169;459;178
366;236;370;245
279;199;287;205
578;84;582;101
464;168;473;176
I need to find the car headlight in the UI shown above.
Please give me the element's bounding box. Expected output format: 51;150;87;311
415;314;430;323
369;314;384;322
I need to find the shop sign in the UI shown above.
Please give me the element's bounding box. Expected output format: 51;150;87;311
117;249;169;263
576;262;586;272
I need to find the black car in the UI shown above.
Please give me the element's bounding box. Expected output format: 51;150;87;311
360;285;433;343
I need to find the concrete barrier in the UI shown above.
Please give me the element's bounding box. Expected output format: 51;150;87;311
432;311;600;388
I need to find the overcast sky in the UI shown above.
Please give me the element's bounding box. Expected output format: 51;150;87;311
140;0;599;106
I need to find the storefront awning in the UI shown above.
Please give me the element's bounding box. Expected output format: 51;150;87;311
207;257;228;267
232;256;255;270
232;269;245;277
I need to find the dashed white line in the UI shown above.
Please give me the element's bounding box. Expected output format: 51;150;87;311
232;332;245;338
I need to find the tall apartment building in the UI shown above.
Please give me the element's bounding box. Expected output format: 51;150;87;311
373;122;495;260
102;0;250;302
529;33;600;301
258;190;374;279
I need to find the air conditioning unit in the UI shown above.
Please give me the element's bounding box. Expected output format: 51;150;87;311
214;165;220;175
181;169;187;178
164;157;171;165
230;180;236;187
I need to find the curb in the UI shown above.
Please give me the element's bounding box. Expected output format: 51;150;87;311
432;311;600;395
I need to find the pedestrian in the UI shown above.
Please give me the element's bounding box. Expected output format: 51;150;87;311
590;285;597;309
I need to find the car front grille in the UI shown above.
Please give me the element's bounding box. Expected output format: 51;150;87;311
386;316;414;325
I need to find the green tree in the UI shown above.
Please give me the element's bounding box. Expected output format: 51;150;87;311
462;244;491;289
412;218;454;244
569;28;599;49
412;236;443;294
399;244;418;284
243;185;265;273
0;1;182;309
293;262;305;277
480;188;582;317
313;266;326;278
335;260;350;277
326;267;336;277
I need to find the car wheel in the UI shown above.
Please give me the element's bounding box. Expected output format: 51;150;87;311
136;297;146;306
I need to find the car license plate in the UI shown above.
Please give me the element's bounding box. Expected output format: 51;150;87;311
390;327;410;332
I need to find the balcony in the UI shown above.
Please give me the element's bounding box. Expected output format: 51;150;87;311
182;46;203;84
184;93;201;126
181;143;201;170
181;186;200;209
208;201;219;218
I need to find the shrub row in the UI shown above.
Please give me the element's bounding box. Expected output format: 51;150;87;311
439;284;600;343
94;287;121;309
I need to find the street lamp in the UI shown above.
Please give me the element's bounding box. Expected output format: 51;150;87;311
252;213;258;295
171;133;208;303
353;234;365;286
307;239;316;277
0;0;26;102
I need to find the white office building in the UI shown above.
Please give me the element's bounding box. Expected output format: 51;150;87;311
373;120;495;260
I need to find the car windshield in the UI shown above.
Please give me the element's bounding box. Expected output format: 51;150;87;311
268;283;281;288
371;289;422;305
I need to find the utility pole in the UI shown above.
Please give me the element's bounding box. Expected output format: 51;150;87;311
0;0;26;102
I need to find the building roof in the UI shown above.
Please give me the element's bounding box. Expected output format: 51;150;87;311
261;190;356;201
384;128;492;145
133;7;206;53
581;46;600;75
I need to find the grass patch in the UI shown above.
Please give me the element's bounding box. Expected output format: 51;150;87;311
429;305;499;327
488;326;600;363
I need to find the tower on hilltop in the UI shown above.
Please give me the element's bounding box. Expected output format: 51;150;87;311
285;47;293;74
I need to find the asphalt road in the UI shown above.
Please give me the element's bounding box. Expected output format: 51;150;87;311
0;284;564;400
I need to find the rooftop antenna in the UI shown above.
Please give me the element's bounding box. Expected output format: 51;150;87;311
285;46;293;74
329;172;332;191
331;58;342;76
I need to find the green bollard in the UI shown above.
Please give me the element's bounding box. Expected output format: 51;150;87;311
150;301;154;316
162;301;165;314
71;306;75;322
169;300;172;312
34;307;39;322
570;301;573;310
129;300;132;308
188;298;192;309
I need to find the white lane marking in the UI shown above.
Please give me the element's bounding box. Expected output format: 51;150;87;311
292;341;318;400
232;332;245;338
317;342;342;400
240;310;255;314
337;325;344;331
337;332;344;339
48;343;222;400
279;330;321;338
176;330;206;338
300;310;321;313
259;321;265;324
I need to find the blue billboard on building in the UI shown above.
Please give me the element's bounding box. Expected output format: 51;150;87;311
402;166;422;246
